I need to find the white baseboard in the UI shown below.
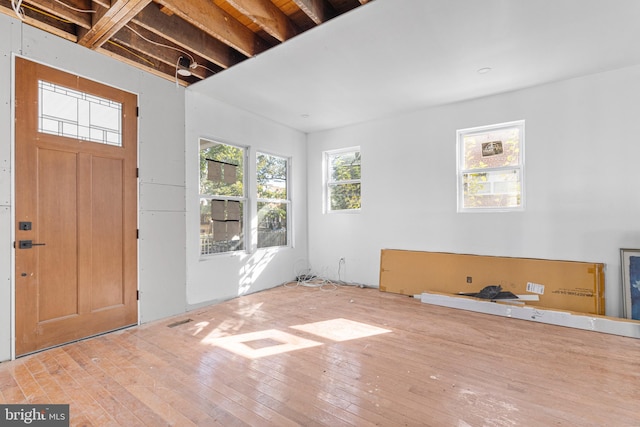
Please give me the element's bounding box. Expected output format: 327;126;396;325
420;292;640;339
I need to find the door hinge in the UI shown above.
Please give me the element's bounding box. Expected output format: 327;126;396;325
136;229;139;239
136;290;140;300
136;106;139;117
136;168;139;178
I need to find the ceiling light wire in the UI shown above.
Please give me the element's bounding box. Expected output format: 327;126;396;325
106;40;155;67
51;0;96;13
12;0;75;24
125;24;195;64
22;4;72;23
12;0;24;20
175;56;180;87
196;64;217;75
125;25;217;77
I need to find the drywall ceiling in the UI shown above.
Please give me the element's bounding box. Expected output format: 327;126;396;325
189;0;640;133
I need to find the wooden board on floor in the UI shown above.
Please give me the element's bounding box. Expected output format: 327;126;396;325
379;249;605;315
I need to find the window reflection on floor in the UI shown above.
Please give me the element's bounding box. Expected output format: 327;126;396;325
201;318;391;359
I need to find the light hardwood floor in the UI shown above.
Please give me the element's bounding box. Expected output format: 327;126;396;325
1;283;639;426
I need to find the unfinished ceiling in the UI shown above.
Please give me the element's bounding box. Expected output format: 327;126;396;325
0;0;370;85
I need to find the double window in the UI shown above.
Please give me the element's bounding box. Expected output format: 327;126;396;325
325;148;361;212
457;121;524;212
199;139;290;255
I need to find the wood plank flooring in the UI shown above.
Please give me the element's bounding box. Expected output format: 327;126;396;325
1;283;640;426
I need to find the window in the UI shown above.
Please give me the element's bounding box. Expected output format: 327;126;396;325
38;80;122;146
325;148;361;212
199;139;246;255
257;152;290;248
457;121;524;212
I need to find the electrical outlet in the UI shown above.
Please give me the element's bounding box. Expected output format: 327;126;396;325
466;276;472;283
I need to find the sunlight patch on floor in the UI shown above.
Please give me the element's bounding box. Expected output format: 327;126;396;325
202;329;322;359
201;318;392;359
290;318;392;341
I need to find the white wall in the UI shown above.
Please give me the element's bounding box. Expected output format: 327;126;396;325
307;65;640;317
184;91;307;306
0;14;187;361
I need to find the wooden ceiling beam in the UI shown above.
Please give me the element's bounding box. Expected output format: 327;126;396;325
225;0;299;43
131;4;243;70
99;40;194;86
0;0;76;40
23;0;92;29
111;25;211;80
78;0;151;49
291;0;336;25
155;0;268;57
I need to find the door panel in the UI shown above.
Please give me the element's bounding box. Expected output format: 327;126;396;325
37;148;79;322
15;57;138;355
91;156;125;310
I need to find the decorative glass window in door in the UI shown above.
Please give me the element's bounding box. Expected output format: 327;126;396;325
38;80;122;146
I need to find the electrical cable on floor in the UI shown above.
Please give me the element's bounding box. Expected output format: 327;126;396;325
284;258;370;290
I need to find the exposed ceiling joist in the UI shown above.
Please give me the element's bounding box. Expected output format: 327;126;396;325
291;0;336;24
78;0;152;48
154;0;268;57
112;24;212;80
131;4;244;70
0;0;371;85
24;0;91;29
226;0;299;42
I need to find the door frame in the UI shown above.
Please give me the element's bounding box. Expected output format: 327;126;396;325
9;54;140;359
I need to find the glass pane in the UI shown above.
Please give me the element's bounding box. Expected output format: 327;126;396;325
200;139;244;197
200;199;244;255
329;183;361;211
330;151;361;182
38;80;122;146
463;169;521;209
463;126;520;170
257;153;287;199
257;201;288;248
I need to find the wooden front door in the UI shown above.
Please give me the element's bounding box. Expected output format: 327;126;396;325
14;58;138;356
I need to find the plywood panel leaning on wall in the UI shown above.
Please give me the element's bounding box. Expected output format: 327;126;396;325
379;249;605;315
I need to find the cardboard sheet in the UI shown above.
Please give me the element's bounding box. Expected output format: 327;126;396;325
379;249;605;315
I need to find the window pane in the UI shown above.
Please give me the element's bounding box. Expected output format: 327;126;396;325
200;199;244;255
257;153;287;199
38;80;122;146
200;140;244;197
330;151;361;182
257;201;287;248
329;183;361;211
463;126;520;170
462;169;521;209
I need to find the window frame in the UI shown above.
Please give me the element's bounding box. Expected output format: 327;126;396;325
456;120;525;213
199;138;248;256
324;147;362;213
256;151;291;249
